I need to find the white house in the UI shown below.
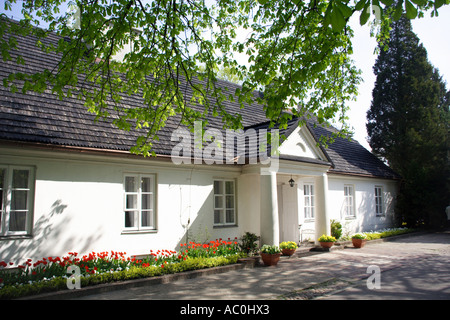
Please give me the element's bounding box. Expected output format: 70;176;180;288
0;21;400;264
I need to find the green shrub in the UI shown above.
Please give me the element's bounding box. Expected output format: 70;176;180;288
239;232;260;256
331;220;343;239
0;253;244;300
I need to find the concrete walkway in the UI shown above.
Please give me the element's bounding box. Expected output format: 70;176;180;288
27;230;450;301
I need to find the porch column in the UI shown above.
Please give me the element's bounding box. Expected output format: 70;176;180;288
260;171;279;246
315;173;330;245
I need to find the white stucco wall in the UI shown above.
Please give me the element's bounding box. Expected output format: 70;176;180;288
0;146;248;264
327;174;398;237
278;126;326;160
0;145;399;263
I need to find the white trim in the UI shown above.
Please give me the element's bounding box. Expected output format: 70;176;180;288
343;184;356;218
375;185;384;216
303;183;315;220
0;165;35;237
122;173;156;233
213;179;236;227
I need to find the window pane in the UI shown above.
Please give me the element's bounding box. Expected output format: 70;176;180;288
0;168;4;189
141;210;152;227
12;170;29;189
142;194;153;210
214;195;223;209
125;177;137;192
214;180;223;195
225;195;234;209
9;211;27;231
214;209;223;224
11;190;28;210
226;209;234;223
304;207;310;218
142;177;152;192
125;211;137;228
225;181;234;194
126;194;137;209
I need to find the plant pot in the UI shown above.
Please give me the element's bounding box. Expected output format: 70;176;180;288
319;241;334;249
281;248;296;256
352;238;367;248
260;253;281;266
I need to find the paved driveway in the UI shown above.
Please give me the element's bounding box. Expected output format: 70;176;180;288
70;230;450;301
322;231;450;300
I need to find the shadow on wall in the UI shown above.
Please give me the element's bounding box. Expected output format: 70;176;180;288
174;183;242;250
332;184;396;238
0;199;102;264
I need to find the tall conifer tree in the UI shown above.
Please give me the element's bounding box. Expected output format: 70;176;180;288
367;16;449;228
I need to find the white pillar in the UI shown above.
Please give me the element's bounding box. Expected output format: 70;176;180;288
315;173;330;245
260;171;279;246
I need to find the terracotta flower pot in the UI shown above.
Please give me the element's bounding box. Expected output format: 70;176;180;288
352;238;367;248
319;241;334;249
260;253;281;266
281;248;296;256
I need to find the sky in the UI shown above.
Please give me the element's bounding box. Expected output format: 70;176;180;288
1;2;449;151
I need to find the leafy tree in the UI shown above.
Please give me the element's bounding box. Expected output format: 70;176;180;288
367;15;449;228
0;0;448;155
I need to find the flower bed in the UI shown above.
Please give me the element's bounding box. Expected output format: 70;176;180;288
0;238;243;299
342;227;416;241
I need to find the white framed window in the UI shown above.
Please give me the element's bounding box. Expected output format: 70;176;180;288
303;183;314;220
344;185;355;218
375;186;384;216
0;165;35;236
213;179;236;226
123;174;156;231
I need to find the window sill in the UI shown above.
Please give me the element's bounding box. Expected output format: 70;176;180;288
213;224;238;228
121;229;158;235
0;234;33;240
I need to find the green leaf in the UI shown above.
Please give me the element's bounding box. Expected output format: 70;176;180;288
435;0;445;9
405;0;418;19
336;1;353;18
359;9;370;25
355;0;367;11
410;0;427;6
330;6;346;32
379;0;394;5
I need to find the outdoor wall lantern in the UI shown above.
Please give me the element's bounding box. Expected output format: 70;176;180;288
289;176;295;187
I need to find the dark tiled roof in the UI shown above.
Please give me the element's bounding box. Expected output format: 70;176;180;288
0;19;399;179
305;119;400;179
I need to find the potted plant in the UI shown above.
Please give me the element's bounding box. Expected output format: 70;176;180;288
260;245;282;266
351;233;367;248
239;232;260;256
318;234;336;249
279;241;298;256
